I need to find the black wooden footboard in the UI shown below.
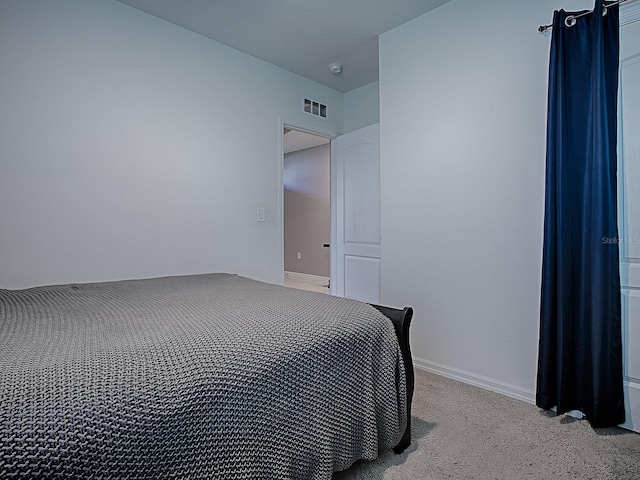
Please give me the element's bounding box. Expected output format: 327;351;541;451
370;304;414;454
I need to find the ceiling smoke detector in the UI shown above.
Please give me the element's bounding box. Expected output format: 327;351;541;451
328;63;342;74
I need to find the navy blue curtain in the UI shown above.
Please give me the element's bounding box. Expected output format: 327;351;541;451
537;1;624;428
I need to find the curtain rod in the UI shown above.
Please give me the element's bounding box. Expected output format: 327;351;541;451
538;0;629;33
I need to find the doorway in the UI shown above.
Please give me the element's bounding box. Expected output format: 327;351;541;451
282;127;331;294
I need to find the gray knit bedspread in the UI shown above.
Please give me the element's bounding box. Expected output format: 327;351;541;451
0;273;406;479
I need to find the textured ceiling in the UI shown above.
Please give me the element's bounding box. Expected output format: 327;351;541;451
116;0;452;93
284;129;329;154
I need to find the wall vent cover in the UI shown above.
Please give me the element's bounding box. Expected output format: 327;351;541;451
303;98;327;119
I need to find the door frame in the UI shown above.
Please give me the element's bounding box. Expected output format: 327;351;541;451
278;116;338;294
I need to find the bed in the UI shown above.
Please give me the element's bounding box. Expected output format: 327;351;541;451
0;273;414;479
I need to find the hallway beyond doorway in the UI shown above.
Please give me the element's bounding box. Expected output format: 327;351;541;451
284;271;330;294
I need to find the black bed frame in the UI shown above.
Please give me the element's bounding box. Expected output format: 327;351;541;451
370;304;414;454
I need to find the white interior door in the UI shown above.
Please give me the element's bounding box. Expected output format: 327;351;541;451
618;4;640;433
335;123;380;304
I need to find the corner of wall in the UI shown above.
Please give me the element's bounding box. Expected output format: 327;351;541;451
343;81;380;134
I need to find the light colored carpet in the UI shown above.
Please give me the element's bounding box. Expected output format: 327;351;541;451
284;272;330;294
335;369;640;479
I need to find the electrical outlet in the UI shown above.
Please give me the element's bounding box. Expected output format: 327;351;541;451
297;252;301;260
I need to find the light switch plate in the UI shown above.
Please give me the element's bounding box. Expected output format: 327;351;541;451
257;207;266;222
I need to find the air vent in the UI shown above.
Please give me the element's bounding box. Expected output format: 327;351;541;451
303;98;327;119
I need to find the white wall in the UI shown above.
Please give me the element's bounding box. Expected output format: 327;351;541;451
379;0;594;400
343;82;379;133
0;0;342;289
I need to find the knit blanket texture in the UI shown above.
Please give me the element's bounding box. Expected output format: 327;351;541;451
0;273;406;479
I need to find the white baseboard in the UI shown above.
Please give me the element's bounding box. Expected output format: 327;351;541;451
413;356;536;405
284;271;329;283
413;358;638;432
